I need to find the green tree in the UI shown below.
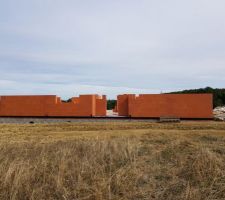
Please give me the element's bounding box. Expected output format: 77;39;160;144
107;100;117;110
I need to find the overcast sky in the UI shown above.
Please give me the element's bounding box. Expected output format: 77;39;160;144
0;0;225;99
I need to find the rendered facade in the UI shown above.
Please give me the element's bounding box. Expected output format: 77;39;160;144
0;95;106;117
116;94;213;119
0;93;213;118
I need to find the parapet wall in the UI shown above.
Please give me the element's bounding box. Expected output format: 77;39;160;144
116;94;213;119
0;93;213;118
117;94;135;116
0;95;107;117
95;95;107;116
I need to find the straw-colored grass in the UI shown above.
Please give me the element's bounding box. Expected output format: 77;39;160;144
0;121;225;200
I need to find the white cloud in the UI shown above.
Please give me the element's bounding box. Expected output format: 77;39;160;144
0;0;225;98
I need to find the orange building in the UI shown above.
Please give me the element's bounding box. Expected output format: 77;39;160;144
116;94;213;119
0;94;106;117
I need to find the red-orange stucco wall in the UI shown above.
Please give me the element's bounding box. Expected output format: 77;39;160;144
117;94;135;116
0;95;52;117
0;94;107;117
113;104;118;112
95;95;107;116
117;94;213;119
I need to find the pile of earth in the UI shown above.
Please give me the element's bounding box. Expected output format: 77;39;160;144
213;106;225;121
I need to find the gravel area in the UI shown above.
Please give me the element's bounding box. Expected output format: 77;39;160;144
214;106;225;121
0;117;158;124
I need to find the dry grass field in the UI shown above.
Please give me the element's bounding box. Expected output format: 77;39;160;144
0;121;225;200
